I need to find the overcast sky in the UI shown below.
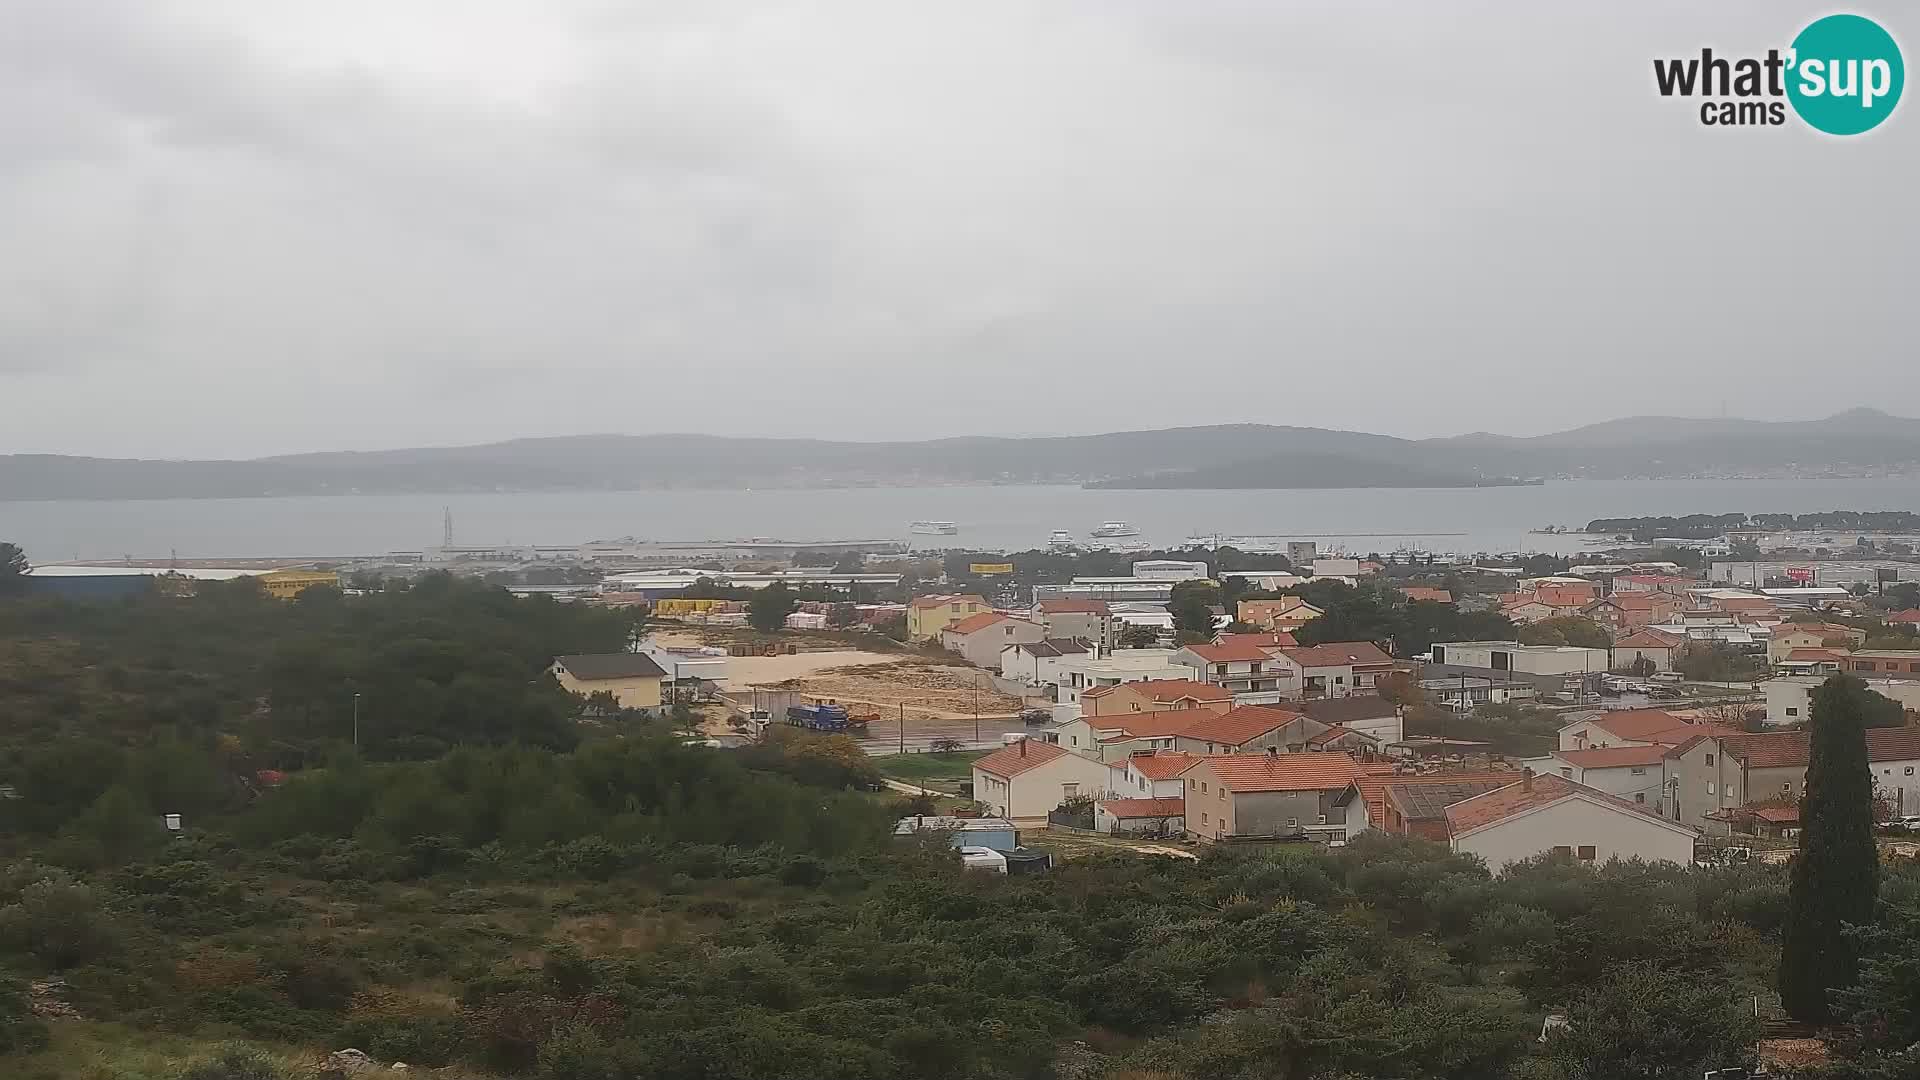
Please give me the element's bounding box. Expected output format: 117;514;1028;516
2;1;1914;458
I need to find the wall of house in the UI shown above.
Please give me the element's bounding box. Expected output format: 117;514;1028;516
1764;680;1816;726
1453;797;1696;872
1612;646;1674;673
1094;805;1184;836
946;620;1046;668
1041;611;1113;651
909;598;987;640
972;754;1114;819
1661;738;1745;831
1173;717;1320;757
1552;762;1662;805
553;669;661;710
1873;756;1920;817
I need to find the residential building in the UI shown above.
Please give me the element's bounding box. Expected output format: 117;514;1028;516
1237;597;1325;634
1311;558;1363;579
1525;745;1669;807
1214;630;1299;651
1611;629;1685;673
1444;772;1698;871
970;739;1116;820
1557;708;1737;752
1767;622;1869;664
1420;675;1537;710
1054;649;1191;704
1106;749;1201;799
1613;574;1699;597
1845;650;1920;680
550;653;666;711
1398;586;1454;604
1582;592;1678;633
1888;609;1920;625
907;593;990;641
1095;797;1187;835
1181;752;1365;843
1765;674;1920;725
1031;599;1118;652
1173;706;1320;756
941;612;1046;668
1271;641;1395;699
1173;640;1290;697
1297;696;1405;745
1345;770;1517;836
1501;600;1561;625
999;638;1091;687
1081;678;1233;717
1054;708;1220;759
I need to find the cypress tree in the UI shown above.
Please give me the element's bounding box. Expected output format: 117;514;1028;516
1778;674;1880;1023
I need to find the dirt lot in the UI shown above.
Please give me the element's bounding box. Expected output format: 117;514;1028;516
653;629;1021;723
764;659;1022;722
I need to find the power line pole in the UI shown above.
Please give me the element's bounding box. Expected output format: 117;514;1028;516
352;692;361;750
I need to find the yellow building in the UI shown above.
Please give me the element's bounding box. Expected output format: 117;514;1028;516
258;569;340;600
551;653;666;711
653;598;731;617
906;593;990;641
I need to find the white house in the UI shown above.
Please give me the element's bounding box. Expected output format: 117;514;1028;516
1610;630;1685;673
970;739;1115;821
1172;640;1292;698
941;613;1046;669
999;638;1091;687
1106;749;1200;799
1522;745;1669;807
1053;649;1190;704
1766;675;1920;726
1271;642;1395;699
1444;772;1698;872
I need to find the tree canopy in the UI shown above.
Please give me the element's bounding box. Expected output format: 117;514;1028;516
1780;674;1881;1023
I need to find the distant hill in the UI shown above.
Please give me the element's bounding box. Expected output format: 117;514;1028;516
2;409;1915;500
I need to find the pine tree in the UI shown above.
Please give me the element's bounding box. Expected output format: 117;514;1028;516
1779;674;1880;1023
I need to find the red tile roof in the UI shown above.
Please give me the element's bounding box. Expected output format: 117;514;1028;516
1888;609;1920;624
1183;640;1279;663
1718;727;1920;770
1037;599;1111;615
1443;773;1674;836
973;738;1069;778
1584;709;1737;746
1552;745;1671;769
1614;630;1683;649
1398;587;1454;604
1308;724;1379;747
1352;769;1517;830
1218;631;1299;649
1178;705;1303;747
1113;678;1233;703
943;611;1012;636
1280;641;1394;669
1098;797;1186;819
1119;750;1203;780
1091;707;1223;739
1191;752;1359;793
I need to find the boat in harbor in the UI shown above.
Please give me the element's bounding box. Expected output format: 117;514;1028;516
1047;529;1077;550
910;520;959;536
1089;520;1140;538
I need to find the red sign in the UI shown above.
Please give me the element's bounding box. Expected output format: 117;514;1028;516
1786;567;1814;583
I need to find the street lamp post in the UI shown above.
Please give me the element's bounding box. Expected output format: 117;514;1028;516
352;692;361;750
973;675;981;747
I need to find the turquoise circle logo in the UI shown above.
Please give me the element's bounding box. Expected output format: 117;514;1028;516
1787;14;1904;134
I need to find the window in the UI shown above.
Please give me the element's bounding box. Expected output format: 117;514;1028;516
1783;782;1793;791
1630;767;1646;775
1559;767;1572;778
1577;845;1597;861
1908;767;1916;776
1200;781;1208;793
1201;812;1208;825
1335;676;1346;685
1317;814;1328;825
1287;817;1299;827
1189;778;1195;789
1705;753;1714;766
1062;783;1078;798
1787;707;1799;717
1706;781;1716;795
1551;845;1572;856
1635;792;1646;804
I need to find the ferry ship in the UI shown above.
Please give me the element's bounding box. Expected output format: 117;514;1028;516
1089;520;1140;538
909;521;959;536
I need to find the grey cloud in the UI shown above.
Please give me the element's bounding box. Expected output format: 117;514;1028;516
0;0;1914;456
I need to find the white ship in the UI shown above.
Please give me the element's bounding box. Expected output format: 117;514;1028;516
1047;529;1077;550
1089;520;1140;539
909;521;959;536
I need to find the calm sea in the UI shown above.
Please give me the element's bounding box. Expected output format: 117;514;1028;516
6;478;1919;563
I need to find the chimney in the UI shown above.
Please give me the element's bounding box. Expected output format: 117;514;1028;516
1266;745;1278;758
1521;767;1534;792
1019;740;1027;758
